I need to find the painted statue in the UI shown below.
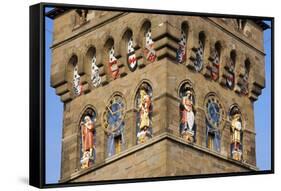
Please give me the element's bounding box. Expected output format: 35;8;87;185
91;55;101;87
80;115;95;169
137;84;152;144
231;113;243;160
144;28;157;62
176;30;187;63
180;90;195;142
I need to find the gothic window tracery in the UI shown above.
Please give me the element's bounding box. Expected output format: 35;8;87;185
136;83;153;144
102;95;126;157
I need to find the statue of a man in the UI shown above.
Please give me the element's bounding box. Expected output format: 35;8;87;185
231;113;242;151
180;90;195;133
80;115;95;168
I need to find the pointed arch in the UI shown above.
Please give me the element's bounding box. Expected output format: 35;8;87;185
78;106;97;169
102;93;126;157
121;28;138;72
176;21;189;63
135;81;153;144
228;104;243;160
178;80;196;142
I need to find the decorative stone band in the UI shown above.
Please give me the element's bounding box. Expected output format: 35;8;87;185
61;132;258;183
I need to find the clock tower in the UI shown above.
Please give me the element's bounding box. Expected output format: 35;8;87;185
47;8;269;183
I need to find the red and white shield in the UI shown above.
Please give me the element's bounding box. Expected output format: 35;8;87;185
144;29;157;62
109;60;119;79
128;53;137;70
211;64;219;81
226;73;234;89
144;44;156;62
109;46;119;79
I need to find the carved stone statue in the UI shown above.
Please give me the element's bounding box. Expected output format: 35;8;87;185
139;85;151;130
76;9;88;25
80;115;95;169
137;84;152;144
231;113;242;160
180;90;195;142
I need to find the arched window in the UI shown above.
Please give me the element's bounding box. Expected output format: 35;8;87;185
67;55;82;96
229;105;243;161
142;21;157;63
86;47;101;88
226;50;236;89
102;95;126;157
194;32;205;72
123;29;138;71
210;42;221;81
79;108;97;169
91;53;101;87
179;82;196;143
176;22;188;63
204;94;225;152
240;59;250;95
135;82;153;144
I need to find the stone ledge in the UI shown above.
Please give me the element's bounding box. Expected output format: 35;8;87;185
60;132;257;183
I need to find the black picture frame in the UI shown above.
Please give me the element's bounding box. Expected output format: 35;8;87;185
29;2;274;189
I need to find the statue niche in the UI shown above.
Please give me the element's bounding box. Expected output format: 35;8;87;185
179;82;195;143
80;108;97;169
229;106;243;161
136;83;153;144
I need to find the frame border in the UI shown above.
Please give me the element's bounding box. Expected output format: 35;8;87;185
29;2;274;188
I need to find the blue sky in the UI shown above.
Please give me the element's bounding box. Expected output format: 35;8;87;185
44;9;272;183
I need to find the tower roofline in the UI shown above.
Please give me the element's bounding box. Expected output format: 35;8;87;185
45;8;270;31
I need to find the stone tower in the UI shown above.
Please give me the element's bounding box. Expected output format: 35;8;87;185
46;8;268;183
